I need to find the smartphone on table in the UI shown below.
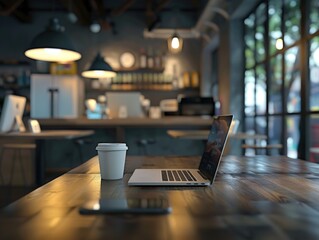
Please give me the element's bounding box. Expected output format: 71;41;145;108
79;197;171;215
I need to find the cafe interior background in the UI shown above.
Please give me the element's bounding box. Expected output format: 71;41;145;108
0;0;319;188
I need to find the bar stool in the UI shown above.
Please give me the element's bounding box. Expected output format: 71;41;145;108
0;143;36;186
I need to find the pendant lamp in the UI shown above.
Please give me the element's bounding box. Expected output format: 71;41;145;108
25;18;81;62
168;32;183;54
81;52;116;78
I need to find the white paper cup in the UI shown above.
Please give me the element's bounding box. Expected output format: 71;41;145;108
96;143;128;180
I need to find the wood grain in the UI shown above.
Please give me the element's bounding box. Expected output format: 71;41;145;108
1;155;319;239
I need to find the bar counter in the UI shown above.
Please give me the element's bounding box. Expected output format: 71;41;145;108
38;116;214;129
37;117;214;160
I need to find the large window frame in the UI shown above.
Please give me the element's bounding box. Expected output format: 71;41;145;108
243;0;319;160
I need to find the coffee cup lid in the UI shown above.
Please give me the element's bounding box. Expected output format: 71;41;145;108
96;143;128;151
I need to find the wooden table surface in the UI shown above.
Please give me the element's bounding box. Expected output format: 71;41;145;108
1;155;319;239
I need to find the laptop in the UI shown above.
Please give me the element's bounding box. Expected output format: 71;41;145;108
128;115;233;186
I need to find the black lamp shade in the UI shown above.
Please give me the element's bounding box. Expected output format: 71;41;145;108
25;18;81;62
82;53;116;78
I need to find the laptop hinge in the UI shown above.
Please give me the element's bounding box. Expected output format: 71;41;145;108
197;171;208;180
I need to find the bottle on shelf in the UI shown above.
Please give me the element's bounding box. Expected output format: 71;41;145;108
147;47;154;69
161;51;166;69
191;71;199;88
183;72;190;88
154;50;161;70
139;48;147;69
172;64;179;89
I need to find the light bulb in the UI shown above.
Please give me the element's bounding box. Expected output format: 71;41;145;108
275;38;283;50
171;36;180;49
90;22;101;33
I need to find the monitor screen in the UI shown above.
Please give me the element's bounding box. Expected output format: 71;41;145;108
106;92;145;118
0;95;26;132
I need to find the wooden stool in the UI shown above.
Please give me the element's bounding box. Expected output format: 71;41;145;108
0;144;36;186
242;144;283;155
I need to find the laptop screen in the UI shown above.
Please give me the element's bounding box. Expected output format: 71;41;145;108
199;115;233;183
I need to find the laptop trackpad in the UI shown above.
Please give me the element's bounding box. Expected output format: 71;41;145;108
130;169;162;183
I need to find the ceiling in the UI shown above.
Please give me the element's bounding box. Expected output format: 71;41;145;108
0;0;210;31
0;0;238;44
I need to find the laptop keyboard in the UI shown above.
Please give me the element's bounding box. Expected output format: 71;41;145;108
161;170;197;182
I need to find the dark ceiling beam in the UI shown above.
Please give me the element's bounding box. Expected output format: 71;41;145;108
145;0;155;27
89;0;111;30
0;0;23;15
146;0;171;31
155;0;170;12
59;0;91;25
0;0;31;22
89;0;104;18
111;0;135;16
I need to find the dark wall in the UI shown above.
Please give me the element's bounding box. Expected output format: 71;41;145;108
0;11;201;76
0;10;202;106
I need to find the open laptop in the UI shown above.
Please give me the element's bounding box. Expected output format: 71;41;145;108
128;115;233;186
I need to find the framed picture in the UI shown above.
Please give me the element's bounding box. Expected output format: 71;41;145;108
119;52;136;69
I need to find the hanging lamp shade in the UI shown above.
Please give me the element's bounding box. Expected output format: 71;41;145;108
25;18;81;62
168;33;183;53
81;53;116;78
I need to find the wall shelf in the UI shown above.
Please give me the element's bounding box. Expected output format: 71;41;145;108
86;86;199;92
115;67;164;73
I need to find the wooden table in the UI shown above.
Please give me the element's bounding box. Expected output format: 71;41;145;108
1;155;319;239
0;130;94;185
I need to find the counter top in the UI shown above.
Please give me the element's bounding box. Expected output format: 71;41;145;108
38;116;214;129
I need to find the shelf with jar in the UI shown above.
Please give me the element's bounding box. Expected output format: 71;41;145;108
116;48;165;73
86;86;200;93
115;67;165;74
85;70;200;92
0;61;31;89
0;61;32;117
85;71;200;92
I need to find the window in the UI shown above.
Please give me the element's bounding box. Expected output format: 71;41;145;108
284;0;301;46
256;3;267;62
309;0;319;34
243;0;318;160
309;37;319;111
285;46;301;113
309;115;319;163
269;55;282;113
269;0;282;55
